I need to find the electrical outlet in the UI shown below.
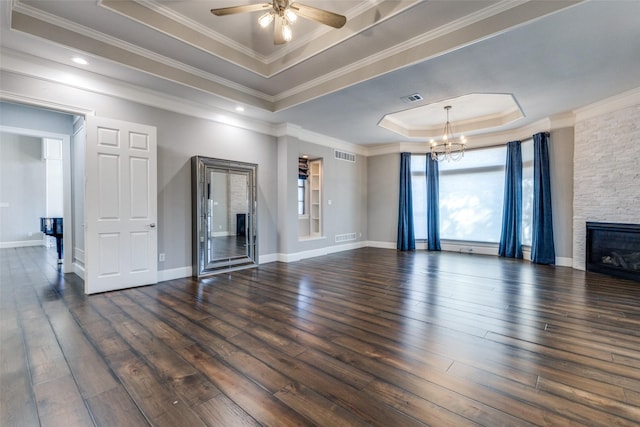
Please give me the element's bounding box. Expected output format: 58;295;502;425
159;253;165;262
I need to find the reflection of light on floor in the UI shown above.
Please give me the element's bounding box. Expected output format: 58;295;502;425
296;277;311;312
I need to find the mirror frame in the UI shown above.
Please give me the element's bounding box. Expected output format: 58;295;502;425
191;156;258;277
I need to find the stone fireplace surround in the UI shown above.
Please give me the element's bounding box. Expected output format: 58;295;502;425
573;100;640;271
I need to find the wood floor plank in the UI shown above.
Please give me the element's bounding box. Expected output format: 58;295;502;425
108;350;207;426
0;305;39;427
274;382;373;427
3;246;640;426
176;343;311;427
33;374;94;427
229;332;427;427
449;360;640;426
44;302;119;399
194;394;260;427
85;385;150;427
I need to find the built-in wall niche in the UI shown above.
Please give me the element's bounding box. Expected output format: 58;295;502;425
298;156;322;239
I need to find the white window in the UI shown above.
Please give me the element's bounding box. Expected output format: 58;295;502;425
411;143;533;244
298;178;307;216
438;147;506;242
521;140;534;246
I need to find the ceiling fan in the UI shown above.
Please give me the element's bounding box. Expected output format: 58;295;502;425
211;0;347;45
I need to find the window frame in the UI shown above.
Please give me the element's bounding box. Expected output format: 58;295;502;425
297;177;308;218
410;141;534;245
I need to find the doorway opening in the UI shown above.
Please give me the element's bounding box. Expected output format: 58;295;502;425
0;101;80;274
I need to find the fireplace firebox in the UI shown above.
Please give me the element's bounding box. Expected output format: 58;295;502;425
586;222;640;282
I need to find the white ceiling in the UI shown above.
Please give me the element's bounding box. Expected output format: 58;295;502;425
1;0;640;147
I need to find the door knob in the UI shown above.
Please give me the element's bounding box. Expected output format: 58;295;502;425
149;223;156;228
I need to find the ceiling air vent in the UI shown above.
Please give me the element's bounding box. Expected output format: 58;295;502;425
401;93;423;103
334;150;356;163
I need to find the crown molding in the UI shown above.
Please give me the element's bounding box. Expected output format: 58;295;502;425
12;1;274;104
126;0;271;63
364;117;554;157
274;0;583;111
101;0;405;79
0;48;366;154
0;48;277;136
133;0;388;66
574;87;640;122
275;1;526;104
275;123;367;157
9;0;583;115
0;90;95;117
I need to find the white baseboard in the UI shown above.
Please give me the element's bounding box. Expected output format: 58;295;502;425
258;253;278;264
158;266;192;282
556;257;573;267
365;240;396;249
74;247;85;263
73;262;85;280
0;240;44;249
143;246;575;285
73;264;191;284
277;241;368;263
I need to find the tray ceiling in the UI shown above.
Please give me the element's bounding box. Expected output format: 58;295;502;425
2;0;640;146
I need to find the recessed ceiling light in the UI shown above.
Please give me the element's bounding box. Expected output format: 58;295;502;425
72;57;88;65
235;106;245;112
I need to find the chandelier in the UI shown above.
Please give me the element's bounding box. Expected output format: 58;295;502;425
430;106;466;161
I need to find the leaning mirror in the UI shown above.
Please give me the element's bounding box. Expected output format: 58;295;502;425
192;156;257;276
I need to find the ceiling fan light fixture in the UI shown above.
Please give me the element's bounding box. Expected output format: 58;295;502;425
211;1;346;45
285;9;297;23
258;11;274;28
282;22;293;42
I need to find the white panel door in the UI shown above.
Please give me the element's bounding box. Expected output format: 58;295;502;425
84;116;157;294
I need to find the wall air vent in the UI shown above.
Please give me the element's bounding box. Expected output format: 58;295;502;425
335;233;357;243
401;93;423;103
334;150;356;163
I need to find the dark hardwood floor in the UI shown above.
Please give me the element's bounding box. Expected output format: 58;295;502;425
2;246;640;426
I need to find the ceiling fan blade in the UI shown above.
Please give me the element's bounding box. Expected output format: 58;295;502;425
290;3;346;28
211;3;271;16
274;16;286;44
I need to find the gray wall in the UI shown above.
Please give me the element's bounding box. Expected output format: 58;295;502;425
367;153;399;244
0;133;46;244
277;134;368;256
366;143;575;264
1;72;279;272
93;99;279;270
549;127;574;262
